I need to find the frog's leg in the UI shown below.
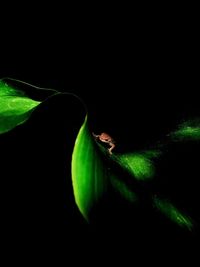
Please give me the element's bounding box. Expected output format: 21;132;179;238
92;132;99;139
108;142;115;154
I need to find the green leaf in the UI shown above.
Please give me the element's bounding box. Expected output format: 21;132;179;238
72;116;111;220
0;79;41;134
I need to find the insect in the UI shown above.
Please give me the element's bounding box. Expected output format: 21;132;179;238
92;132;115;154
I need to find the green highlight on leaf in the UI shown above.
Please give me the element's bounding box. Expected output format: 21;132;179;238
0;80;40;134
170;120;200;141
72;116;110;221
113;152;158;181
153;196;193;230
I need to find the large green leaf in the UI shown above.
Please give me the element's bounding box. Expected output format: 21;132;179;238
0;79;41;134
71;116;110;220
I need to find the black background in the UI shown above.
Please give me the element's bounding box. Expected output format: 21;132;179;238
1;5;200;262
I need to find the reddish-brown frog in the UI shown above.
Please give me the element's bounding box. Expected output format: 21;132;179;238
92;132;115;154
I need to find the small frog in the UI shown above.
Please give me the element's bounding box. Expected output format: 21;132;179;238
92;132;115;154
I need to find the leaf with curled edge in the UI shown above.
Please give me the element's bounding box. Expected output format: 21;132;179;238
0;78;58;134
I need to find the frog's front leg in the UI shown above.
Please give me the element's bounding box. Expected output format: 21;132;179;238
92;132;99;139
